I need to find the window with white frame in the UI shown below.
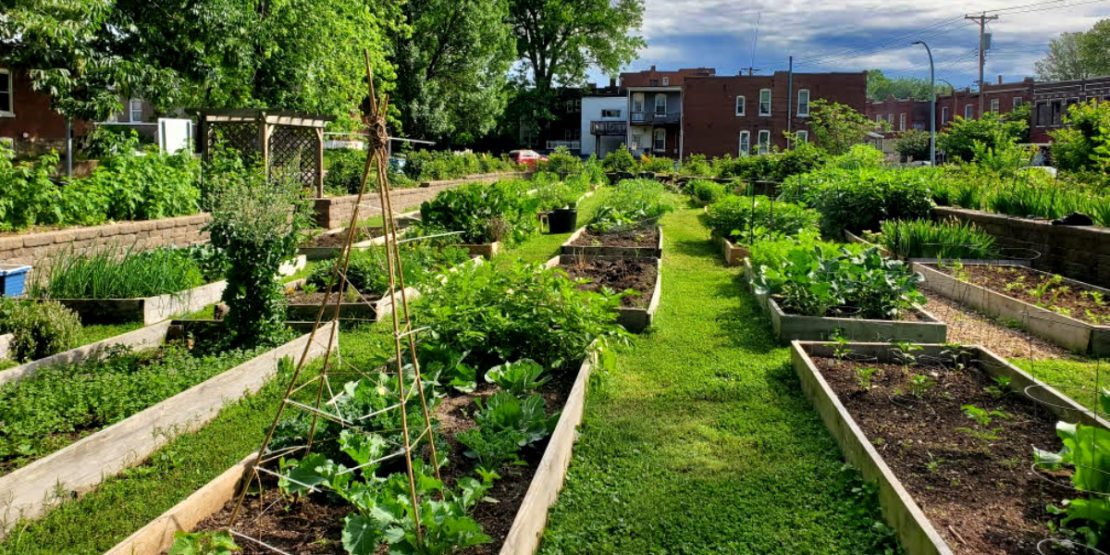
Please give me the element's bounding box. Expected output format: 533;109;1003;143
759;89;771;116
990;98;999;113
0;69;12;116
964;104;973;119
899;113;906;131
797;89;810;117
1013;97;1022;109
757;129;771;153
941;106;949;124
876;114;883;123
662;77;669;86
653;128;666;151
129;98;143;122
735;95;745;116
795;130;808;143
739;130;751;155
601;108;621;118
632;93;644;113
654;93;667;116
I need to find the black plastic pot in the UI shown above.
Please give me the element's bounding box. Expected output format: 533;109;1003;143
548;208;578;233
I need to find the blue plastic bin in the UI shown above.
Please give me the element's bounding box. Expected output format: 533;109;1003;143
0;265;31;297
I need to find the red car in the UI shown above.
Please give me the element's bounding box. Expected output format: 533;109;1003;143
509;149;547;168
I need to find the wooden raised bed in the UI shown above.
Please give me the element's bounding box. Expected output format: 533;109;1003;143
743;259;947;343
0;322;336;537
53;280;227;325
461;240;501;259
0;321;172;387
0;333;11;361
283;278;419;323
711;234;747;267
561;224;663;259
914;261;1110;355
791;340;1108;555
546;255;662;333
107;347;598;555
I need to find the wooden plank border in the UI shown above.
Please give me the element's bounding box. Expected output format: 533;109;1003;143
546;255;661;333
54;281;228;325
560;225;663;259
0;321;172;387
0;322;336;537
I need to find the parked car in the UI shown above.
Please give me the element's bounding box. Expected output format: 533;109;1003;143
509;149;547;168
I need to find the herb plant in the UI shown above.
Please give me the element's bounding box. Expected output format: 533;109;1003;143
35;245;220;300
0;297;82;361
876;218;999;260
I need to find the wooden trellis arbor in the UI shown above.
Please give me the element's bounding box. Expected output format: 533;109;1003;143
198;109;331;196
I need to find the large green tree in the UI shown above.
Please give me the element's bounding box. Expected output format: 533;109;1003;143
866;70;950;102
391;0;515;143
1036;19;1110;80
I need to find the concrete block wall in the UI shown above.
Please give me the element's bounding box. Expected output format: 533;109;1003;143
934;206;1110;288
0;214;211;275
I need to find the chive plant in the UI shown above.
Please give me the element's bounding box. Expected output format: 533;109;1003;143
36;246;215;299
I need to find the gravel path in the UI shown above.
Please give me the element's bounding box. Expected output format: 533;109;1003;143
922;289;1069;359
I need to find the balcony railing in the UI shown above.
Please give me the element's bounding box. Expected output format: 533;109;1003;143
545;140;581;151
589;120;627;136
630;111;681;124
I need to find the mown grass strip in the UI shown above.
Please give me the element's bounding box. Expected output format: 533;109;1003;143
539;203;900;553
495;188;610;266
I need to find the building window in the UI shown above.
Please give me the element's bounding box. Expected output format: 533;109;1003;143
661;77;670;86
1051;100;1063;126
964;104;974;119
757;129;771;154
759;89;771;116
735;96;745;116
797;89;810;117
1013;97;1022;110
653;128;666;151
601;109;621;118
899;113;906;131
129;98;143;122
632;93;644;113
739;131;751;156
876;114;883;123
796;130;808;143
654;93;667;116
941;106;949;124
0;69;11;116
990;98;999;113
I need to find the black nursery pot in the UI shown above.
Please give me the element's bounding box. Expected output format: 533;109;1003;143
548;207;578;233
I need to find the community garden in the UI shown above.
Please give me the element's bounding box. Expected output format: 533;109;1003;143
0;97;1109;555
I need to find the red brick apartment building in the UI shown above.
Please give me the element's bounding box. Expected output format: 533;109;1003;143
681;71;868;158
866;77;1035;142
619;66;715;158
1030;75;1110;142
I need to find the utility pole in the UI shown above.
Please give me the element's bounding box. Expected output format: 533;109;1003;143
965;12;998;118
786;56;794;149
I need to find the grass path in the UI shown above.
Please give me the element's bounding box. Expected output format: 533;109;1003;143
539;204;899;554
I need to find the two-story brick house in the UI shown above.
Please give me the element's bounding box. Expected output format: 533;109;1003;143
619;66;715;158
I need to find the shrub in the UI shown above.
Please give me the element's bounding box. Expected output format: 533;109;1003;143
638;154;674;174
540;146;583;176
713;143;826;184
419;179;538;244
308;243;469;296
602;144;636;172
0;145;64;231
0;298;81;362
35;246;216;299
1050;99;1110;172
415;260;624;373
680;154;714;177
826;144;885;170
534;173;589;211
588;179;674;233
207;158;310;347
938;112;1027;162
781;166;935;235
689;179;726;204
323;149;366;195
703;195;819;244
876;219;999;260
403;150;517;181
894;130;931;162
808;99;876;155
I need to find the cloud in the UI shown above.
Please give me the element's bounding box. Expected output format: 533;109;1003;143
626;0;1109;83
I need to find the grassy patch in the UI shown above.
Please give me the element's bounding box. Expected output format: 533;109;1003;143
74;322;143;345
538;203;900;553
1012;356;1110;413
0;325;386;555
495;188;610;266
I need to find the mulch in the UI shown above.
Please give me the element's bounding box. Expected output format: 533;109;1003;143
813;353;1067;554
559;258;657;307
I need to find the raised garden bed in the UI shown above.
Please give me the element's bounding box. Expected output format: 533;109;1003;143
462;241;502;259
743;259;947;343
106;349;599;555
283;278;418;322
791;340;1107;555
561;224;663;259
711;234;747;267
0;333;11;361
0;322;336;536
546;255;662;333
915;261;1110;355
52;280;227;325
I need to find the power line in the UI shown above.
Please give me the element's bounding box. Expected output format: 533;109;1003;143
794;16;967;66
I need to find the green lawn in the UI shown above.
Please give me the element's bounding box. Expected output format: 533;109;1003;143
1013;356;1110;413
74;322;143;345
495;188;610;267
538;204;899;554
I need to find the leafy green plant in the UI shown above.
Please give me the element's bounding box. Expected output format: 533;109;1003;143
403;150;518;181
588;179;673;233
893;129;931;162
168;531;240;555
938;111;1027;162
713;143;827;183
688;179;725;204
307;243;469;296
908;374;935;398
855;367;879;391
703;195;818;244
533;173;588;211
780;165;937;236
206;155;310;347
0;297;82;361
602;144;636;173
540;146;583;176
484;359;549;395
877;218;999;260
418;179;539;244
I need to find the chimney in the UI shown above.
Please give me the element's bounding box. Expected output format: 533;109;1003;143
997;75;1003;85
609;76;616;88
650;65;656;72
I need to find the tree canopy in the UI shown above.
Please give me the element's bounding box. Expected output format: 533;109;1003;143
808;99;876;155
866;70;951;102
1035;18;1110;81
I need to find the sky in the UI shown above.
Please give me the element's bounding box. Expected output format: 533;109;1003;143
595;0;1110;88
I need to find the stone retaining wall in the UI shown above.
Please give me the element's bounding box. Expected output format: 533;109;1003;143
312;172;527;229
0;214;211;272
933;206;1110;288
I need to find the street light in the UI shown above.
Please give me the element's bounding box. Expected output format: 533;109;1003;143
913;40;936;166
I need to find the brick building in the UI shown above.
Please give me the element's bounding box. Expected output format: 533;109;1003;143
619;66;715;158
681;71;868;158
1031;75;1110;142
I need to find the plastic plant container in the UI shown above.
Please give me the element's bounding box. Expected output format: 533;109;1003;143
0;264;31;297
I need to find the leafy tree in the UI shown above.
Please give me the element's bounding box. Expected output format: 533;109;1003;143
507;0;645;92
1050;100;1110;172
894;129;931;162
808;99;875;155
937;112;1027;162
866;70;950;102
391;0;515;143
1036;19;1110;80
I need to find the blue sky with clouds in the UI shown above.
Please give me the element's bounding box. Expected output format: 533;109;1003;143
593;0;1109;88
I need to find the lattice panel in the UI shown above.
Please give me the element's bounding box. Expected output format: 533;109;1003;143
206;122;259;162
269;125;318;189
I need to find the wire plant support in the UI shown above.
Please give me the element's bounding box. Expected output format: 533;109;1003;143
223;50;441;550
